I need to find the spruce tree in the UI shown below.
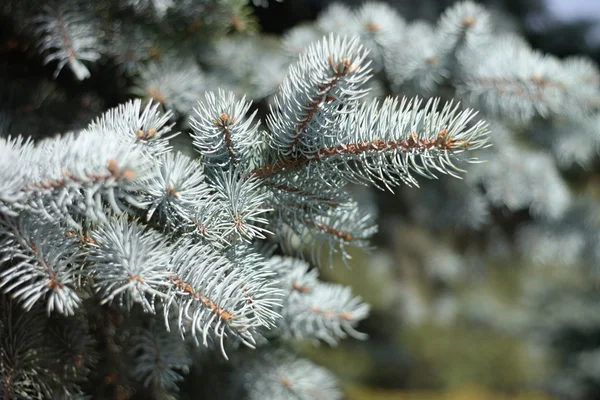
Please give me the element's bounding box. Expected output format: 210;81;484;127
1;0;598;399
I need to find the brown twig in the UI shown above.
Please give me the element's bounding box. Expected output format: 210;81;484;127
214;112;237;163
169;275;233;322
286;57;358;153
305;218;354;242
22;159;135;192
251;128;462;179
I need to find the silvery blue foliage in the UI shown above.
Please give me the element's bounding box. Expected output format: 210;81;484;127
299;201;378;266
208;169;272;243
269;256;369;344
6;0;261;84
0;137;32;216
0;0;496;395
236;349;342;400
0;132;152;228
134;59;206;117
303;0;599;247
386;21;446;94
0;215;82;315
142;152;210;225
164;237;281;358
31;2;103;80
123;0;176;19
84;99;176;158
267;34;372;158
205;36;289;101
312;97;489;187
190;90;261;169
87;218;172;312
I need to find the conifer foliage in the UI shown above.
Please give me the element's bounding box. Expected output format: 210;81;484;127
285;1;600;230
16;0;600;398
0;2;487;399
0;30;489;397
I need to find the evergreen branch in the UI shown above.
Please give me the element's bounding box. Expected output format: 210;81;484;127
317;3;358;39
23;158;135;192
285;282;370;345
267;34;372;158
190;90;261;169
31;2;102;80
267;256;318;295
254;97;489;189
236;350;342;400
134;58;205;116
0;296;55;399
85;99;177;158
306;201;376;261
17;133;152;227
380;2;491;92
0;215;82;315
130;323;191;390
469;147;571;219
182;202;234;248
165;238;281;359
209;169;272;243
250;158;309;179
168;273;236;324
270;196;377;266
87;218;172;312
308;218;356;243
0;137;33;216
177;170;274;248
266;182;341;207
225;245;284;327
352;3;406;70
285;56;353;152
141;152;211;225
270;256;369;344
384;21;447;93
434;1;492;59
458;36;599;121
